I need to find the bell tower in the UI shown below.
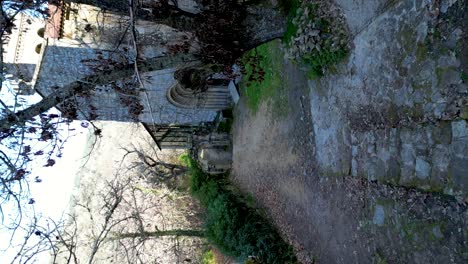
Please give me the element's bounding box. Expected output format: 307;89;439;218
2;12;46;94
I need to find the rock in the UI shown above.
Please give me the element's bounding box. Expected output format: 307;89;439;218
451;120;467;140
450;157;468;194
415;157;431;180
430;145;449;189
296;7;303;15
315;44;321;52
438;68;462;88
373;205;385;226
440;0;458;13
309;29;320;37
437;55;460;68
292;17;299;25
432;225;444;239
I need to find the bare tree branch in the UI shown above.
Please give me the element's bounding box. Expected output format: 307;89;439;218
0;53;198;132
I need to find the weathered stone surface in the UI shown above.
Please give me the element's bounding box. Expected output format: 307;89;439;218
308;0;467;197
450;120;468;194
233;1;468;263
415;157;431;180
432;225;444;239
33;4;219;125
373;205;385;226
430;144;450;190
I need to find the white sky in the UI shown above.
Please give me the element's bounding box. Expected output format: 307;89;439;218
0;81;92;263
0;6;93;261
30;122;91;219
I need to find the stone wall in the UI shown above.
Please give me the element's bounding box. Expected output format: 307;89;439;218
34;2;218;125
309;0;467;198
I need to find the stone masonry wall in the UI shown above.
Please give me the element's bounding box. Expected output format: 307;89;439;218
34;2;217;125
309;0;467;199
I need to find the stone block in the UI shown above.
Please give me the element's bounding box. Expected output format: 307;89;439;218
430;145;450;190
449;156;468;195
451;120;467;141
386;158;401;183
372;204;385;226
432;121;452;144
415;157;431;180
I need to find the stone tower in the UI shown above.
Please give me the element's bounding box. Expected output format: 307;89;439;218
2;12;45;94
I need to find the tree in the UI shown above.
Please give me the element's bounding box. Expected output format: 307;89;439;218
8;169;206;264
0;53;198;132
49;130;206;264
122;146;188;189
70;0;287;52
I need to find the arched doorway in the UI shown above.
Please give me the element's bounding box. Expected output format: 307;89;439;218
166;82;231;110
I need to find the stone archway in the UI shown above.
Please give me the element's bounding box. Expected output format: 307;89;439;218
166;82;231;110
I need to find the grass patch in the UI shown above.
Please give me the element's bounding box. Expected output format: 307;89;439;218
202;249;216;264
181;155;297;264
218;108;234;133
304;46;348;79
218;119;233;133
240;40;288;115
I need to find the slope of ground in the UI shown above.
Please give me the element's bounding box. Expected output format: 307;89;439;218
231;0;467;263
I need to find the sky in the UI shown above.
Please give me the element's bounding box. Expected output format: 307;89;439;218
0;80;92;263
0;4;95;262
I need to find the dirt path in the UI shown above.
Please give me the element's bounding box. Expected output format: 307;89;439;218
231;1;467;263
232;51;466;264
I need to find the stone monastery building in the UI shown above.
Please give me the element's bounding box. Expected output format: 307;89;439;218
6;1;232;129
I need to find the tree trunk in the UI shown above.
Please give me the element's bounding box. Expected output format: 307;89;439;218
67;0;200;32
111;229;204;240
0;54;198;133
68;0;287;50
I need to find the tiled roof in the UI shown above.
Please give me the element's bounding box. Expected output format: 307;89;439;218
45;2;63;38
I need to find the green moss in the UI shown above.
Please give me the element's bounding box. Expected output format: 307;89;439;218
284;1;348;79
218;119;233;133
433;29;442;40
428;182;444;193
415;42;429;62
411;81;431;90
435;67;445;86
241;41;288;116
435;66;459;86
202;249;216;264
386;104;400;125
432;121;452;144
401;221;446;243
411;103;425;121
134;185;163;195
283;0;300;45
398;25;417;53
461;71;468;83
304;46;348;79
460;105;468;120
374;249;388;264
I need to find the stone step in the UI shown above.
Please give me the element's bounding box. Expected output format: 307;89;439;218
228;80;240;104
